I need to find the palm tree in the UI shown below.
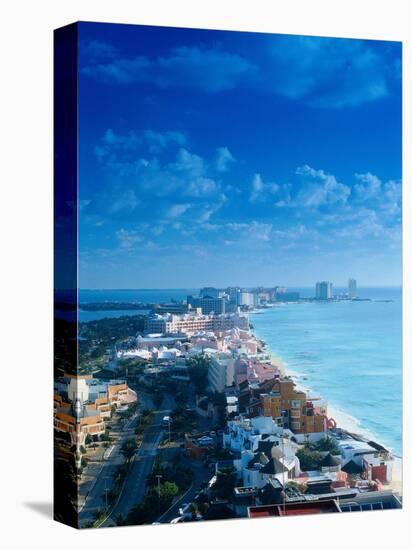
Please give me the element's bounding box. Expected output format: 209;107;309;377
121;438;137;462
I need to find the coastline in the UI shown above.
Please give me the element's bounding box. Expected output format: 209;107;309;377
250;312;402;464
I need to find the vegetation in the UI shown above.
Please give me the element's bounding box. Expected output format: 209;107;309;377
187;355;210;395
211;468;237;500
120;438;138;462
152;391;164;409
135;409;154;436
100;430;112;443
315;436;340;454
107;463;128;505
171;404;197;434
125;481;180;525
119;401;138;419
77;315;146;372
296;446;323;471
117;357;146;377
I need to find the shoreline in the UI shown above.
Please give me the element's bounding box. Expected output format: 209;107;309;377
251;318;402;491
249;312;402;461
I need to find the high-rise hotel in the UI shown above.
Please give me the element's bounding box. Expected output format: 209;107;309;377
315;281;333;300
348;278;357;299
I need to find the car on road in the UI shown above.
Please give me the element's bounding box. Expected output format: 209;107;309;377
178;503;191;516
170;517;184;524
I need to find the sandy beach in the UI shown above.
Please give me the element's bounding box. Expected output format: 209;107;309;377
255;326;403;495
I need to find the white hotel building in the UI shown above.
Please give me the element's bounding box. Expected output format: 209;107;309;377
144;311;249;335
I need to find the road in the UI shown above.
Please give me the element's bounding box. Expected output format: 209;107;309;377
157;457;211;524
99;396;174;527
78;413;140;527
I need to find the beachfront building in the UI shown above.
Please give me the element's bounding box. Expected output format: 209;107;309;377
226;286;241;305
187;294;228;315
223;416;301;485
334;435;393;483
234;356;280;387
260;377;327;434
239;291;257;308
200;287;221;298
144;312;249;335
315;281;333;300
54;374;137;467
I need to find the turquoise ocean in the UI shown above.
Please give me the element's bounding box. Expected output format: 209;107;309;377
250;287;402;456
76;287;402;456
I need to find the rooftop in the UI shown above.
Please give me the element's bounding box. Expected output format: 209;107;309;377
248;499;341;518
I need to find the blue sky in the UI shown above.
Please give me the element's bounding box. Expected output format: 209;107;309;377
77;22;402;289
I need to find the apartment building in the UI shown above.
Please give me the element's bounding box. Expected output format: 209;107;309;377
54;374;137;467
261;377;327;434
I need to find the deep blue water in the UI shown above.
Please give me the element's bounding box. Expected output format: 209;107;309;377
251;287;402;455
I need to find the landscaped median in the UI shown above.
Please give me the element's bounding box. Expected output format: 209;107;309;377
118;451;194;526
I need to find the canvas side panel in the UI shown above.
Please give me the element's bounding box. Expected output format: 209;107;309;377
53;22;79;529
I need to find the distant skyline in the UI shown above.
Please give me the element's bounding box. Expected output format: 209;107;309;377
77;23;402;289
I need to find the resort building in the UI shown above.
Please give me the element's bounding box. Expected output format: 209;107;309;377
260;377;327;434
348;278;357;299
144;312;249;335
223;416;301;486
187;294;228;315
239;291;256;308
315;281;333;300
234;357;280;387
54;374;137;467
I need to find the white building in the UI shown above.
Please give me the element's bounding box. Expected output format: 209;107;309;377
208;353;235;392
239;291;255;307
144;312;249;335
315;281;333;300
223;416;300;488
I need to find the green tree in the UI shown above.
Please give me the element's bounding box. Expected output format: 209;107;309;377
187;354;210;395
189;502;198;519
115;513;126;526
211;468;237;500
296;447;323;471
152;391;163;409
159;481;179;503
315;436;340;454
121;438;137;462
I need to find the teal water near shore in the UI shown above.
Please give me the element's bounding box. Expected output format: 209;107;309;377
250;287;402;456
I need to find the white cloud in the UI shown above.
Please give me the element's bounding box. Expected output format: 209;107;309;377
83;45;256;92
215;146;235;172
354;172;382;200
226;221;273;241
109;189;140;214
296;164;351;207
115;228;143;249
143;130;186;153
166;203;192;218
249;173;279;203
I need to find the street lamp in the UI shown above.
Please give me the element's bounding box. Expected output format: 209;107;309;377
103;476;110;510
156;474;163;500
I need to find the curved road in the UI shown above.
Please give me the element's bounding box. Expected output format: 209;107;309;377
79;393;173;528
